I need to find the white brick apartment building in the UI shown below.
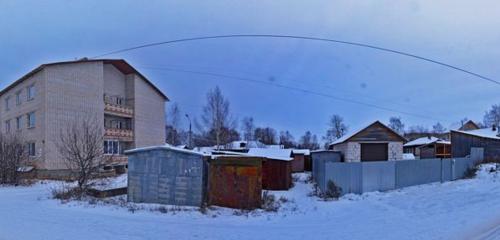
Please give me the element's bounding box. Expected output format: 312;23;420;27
0;59;168;177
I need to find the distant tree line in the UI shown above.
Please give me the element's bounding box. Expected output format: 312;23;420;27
165;86;324;150
165;87;500;149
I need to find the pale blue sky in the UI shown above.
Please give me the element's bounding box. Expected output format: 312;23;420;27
1;0;499;140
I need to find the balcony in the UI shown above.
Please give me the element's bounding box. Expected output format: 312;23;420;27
104;94;134;118
106;155;128;166
104;128;134;142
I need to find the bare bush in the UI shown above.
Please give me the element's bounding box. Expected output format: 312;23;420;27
323;180;342;200
56;117;110;198
310;180;342;201
262;191;280;212
0;134;28;185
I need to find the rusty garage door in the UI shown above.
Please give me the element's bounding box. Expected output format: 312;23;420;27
208;156;263;210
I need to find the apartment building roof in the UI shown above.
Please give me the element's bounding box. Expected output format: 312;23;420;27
0;58;169;100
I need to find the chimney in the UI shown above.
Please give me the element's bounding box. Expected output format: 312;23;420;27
427;134;431;140
493;124;497;132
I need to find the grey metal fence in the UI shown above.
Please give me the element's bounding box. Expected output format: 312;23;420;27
312;148;484;195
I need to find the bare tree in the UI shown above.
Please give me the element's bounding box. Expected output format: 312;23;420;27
166;103;184;145
484;104;500;127
241;117;255;141
299;131;320;150
388;117;405;135
407;125;429;134
324;114;348;145
279;130;296;148
56;117;109;196
254;127;277;145
0;134;28;185
432;122;446;134
197;86;236;149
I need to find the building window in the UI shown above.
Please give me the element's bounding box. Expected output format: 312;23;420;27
27;112;35;128
16;116;22;131
27;85;35;101
27;142;36;157
5;120;10;132
5;96;10;111
16;91;22;105
104;140;120;155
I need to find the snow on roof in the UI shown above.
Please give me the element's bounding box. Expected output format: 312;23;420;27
292;149;310;155
404;137;451;147
211;150;248;156
212;140;267;150
247;148;293;161
404;137;439;147
452;128;500;140
17;166;34;172
124;144;210;156
436;139;451;145
266;144;285;149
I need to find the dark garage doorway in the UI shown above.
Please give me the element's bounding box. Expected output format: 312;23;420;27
361;143;388;161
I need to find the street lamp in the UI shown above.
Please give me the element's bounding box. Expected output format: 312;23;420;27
185;114;192;149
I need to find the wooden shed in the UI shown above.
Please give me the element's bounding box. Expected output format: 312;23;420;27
293;149;311;171
451;127;500;162
403;136;451;159
208;156;263;210
248;148;293;190
328;121;407;162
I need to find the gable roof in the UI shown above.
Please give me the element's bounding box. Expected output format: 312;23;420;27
458;120;480;131
452;128;500;140
0;58;169;100
330;120;406;146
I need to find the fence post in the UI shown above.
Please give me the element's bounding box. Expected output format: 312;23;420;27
451;158;456;180
440;158;443;183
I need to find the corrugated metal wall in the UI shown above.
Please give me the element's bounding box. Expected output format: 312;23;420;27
312;151;342;191
127;148;208;207
314;148;484;195
395;159;442;188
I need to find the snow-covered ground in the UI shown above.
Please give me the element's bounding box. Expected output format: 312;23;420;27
1;165;500;240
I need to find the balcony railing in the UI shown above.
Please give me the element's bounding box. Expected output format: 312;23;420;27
104;94;134;117
104;128;134;141
104;155;128;166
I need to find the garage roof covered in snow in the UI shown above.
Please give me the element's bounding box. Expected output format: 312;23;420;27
452;128;500;140
247;148;293;161
404;137;451;147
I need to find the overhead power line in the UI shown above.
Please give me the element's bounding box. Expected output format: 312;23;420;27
92;34;499;85
139;66;444;121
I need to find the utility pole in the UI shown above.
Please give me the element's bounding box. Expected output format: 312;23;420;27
185;114;192;149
